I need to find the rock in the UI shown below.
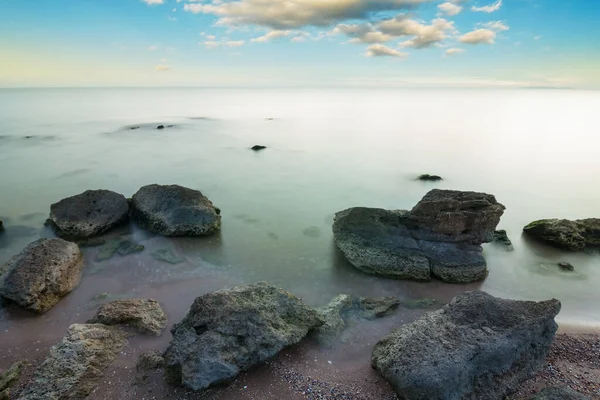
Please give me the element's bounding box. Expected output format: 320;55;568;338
151;248;184;264
356;297;400;319
372;291;561;400
333;190;505;283
157;125;164;129
95;239;145;261
76;238;106;248
302;226;321;238
558;262;575;271
527;386;591;400
48;189;129;238
523;218;600;251
130;184;221;236
0;361;27;400
493;229;514;251
251;145;267;151
137;351;164;372
18;324;128;400
399;297;444;309
88;299;167;335
130;126;140;130
417;174;442;181
0;238;83;313
0;219;3;232
163;282;323;391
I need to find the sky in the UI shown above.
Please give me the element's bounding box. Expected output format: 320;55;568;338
0;0;599;88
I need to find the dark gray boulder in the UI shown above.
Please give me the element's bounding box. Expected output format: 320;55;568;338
18;324;128;400
333;190;505;283
523;218;600;251
527;386;591;400
251;145;267;151
0;238;83;313
493;229;514;251
372;291;561;400
163;282;323;391
88;299;167;335
417;174;442;181
130;184;221;236
48;189;129;238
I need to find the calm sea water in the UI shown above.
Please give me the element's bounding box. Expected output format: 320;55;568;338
1;87;599;335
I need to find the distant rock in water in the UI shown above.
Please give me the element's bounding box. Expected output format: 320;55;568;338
88;299;167;335
332;189;505;283
130;126;140;130
0;238;83;313
18;324;128;400
157;125;165;129
0;219;3;232
251;145;267;151
417;174;442;181
558;262;575;271
163;282;323;391
523;218;600;251
372;291;561;400
493;229;514;251
130;184;221;236
527;386;592;400
48;189;129;239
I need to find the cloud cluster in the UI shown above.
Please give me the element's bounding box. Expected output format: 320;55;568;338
184;0;435;29
365;44;408;58
471;0;502;13
437;2;462;16
481;20;509;31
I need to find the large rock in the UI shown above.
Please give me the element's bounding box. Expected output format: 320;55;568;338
333;190;505;283
88;299;167;335
163;282;323;391
0;239;83;313
527;386;591;400
48;190;129;238
372;291;561;400
130;184;221;236
18;324;128;400
523;218;600;251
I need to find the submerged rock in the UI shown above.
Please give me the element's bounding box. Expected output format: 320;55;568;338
163;282;323;391
76;238;106;248
558;262;575;271
88;299;167;335
251;145;267;151
527;386;591;400
333;189;505;283
372;291;561;400
130;184;221;236
523;218;600;251
0;361;27;400
399;297;444;309
18;324;128;400
417;174;442;181
356;297;400;319
157;125;165;129
95;239;144;261
493;229;514;251
48;189;129;238
151;248;184;264
0;238;83;313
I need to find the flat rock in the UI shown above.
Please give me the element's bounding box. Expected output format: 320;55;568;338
527;386;591;400
333;190;504;283
18;324;128;400
163;282;323;391
372;291;561;400
48;190;129;238
130;184;221;236
88;299;167;335
0;238;83;313
523;218;600;251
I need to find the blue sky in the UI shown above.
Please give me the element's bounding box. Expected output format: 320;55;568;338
0;0;598;88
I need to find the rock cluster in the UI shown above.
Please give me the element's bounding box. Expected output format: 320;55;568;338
333;189;505;282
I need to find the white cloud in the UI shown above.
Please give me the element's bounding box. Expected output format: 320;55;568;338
534;35;542;40
397;18;456;48
365;44;408;58
445;48;464;56
184;0;436;29
481;21;509;31
168;16;177;21
202;40;245;49
155;64;170;71
459;28;496;44
471;0;502;13
148;45;159;51
333;23;393;44
437;2;462;16
142;0;164;5
251;30;292;43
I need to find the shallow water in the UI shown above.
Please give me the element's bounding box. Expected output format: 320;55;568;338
1;88;600;377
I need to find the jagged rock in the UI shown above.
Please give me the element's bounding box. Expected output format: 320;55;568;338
0;361;27;400
251;145;266;151
372;291;561;400
523;218;600;251
417;174;442;181
18;324;128;400
163;282;323;391
88;299;167;335
333;190;505;283
130;184;221;236
0;238;83;313
493;229;514;251
137;351;164;372
48;190;129;238
527;386;591;400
